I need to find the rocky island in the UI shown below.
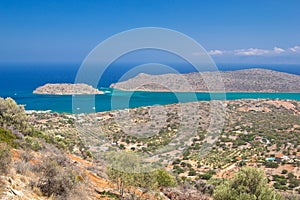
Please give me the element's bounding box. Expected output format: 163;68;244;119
33;83;104;95
110;68;300;92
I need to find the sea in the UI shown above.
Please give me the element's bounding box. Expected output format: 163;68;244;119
1;63;300;113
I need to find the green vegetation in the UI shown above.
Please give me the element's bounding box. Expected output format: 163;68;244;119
0;127;18;148
264;161;279;168
213;167;284;200
107;152;176;197
2;97;300;198
199;170;216;180
273;173;300;191
0;97;30;134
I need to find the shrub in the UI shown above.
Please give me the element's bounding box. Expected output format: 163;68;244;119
155;169;176;187
264;161;279;168
288;179;299;188
199;173;213;180
14;160;31;175
173;165;184;174
273;182;288;191
24;136;42;151
278;178;287;185
0;143;12;175
213;167;284;200
188;169;197;176
37;157;85;199
0;97;30;134
0;128;18;148
287;172;295;179
172;158;181;165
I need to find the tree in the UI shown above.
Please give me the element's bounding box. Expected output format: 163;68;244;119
106;152;176;197
213;167;284;200
155;169;176;187
106;152;151;196
0;97;30;134
287;172;295;180
264;161;279;168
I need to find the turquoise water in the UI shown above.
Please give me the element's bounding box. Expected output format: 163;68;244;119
10;89;300;113
1;63;300;113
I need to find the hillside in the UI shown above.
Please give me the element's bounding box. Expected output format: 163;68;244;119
110;68;300;92
1;97;300;199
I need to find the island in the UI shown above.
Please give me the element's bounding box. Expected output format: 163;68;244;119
33;83;104;95
110;68;300;92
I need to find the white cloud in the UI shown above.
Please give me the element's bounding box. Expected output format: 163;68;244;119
208;50;224;55
234;48;270;56
207;45;299;57
273;47;285;54
289;46;300;53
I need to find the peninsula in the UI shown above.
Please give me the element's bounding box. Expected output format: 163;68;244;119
110;68;300;92
33;83;104;95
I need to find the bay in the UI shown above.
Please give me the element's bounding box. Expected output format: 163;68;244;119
1;63;300;113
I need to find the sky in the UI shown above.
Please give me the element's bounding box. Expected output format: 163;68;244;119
0;0;300;64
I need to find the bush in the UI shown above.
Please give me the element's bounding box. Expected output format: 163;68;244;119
264;161;279;168
37;156;85;199
0;97;30;134
24;136;42;151
213;167;284;200
288;179;299;188
0;143;12;175
188;169;197;176
155;169;176;187
287;172;295;179
14;160;31;175
273;182;288;191
199;173;213;180
278;178;287;185
172;158;181;165
173;165;185;174
0;128;18;148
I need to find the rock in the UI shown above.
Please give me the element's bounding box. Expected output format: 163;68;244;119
10;188;23;196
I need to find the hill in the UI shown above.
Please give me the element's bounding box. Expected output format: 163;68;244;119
1;97;299;199
33;83;104;95
110;68;300;92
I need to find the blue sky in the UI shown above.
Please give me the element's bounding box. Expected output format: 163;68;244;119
0;0;300;64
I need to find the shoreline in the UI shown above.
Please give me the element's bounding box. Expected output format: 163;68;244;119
23;97;300;114
110;88;300;94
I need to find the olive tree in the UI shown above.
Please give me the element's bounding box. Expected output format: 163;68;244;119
213;167;284;200
0;97;30;134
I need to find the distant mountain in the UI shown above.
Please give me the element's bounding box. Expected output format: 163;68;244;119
110;68;300;92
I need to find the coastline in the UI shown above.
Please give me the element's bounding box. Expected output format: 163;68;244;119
23;96;300;114
110;87;300;93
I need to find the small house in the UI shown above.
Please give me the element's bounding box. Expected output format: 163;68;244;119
275;153;283;162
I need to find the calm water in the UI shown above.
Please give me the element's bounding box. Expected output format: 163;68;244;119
1;63;300;113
